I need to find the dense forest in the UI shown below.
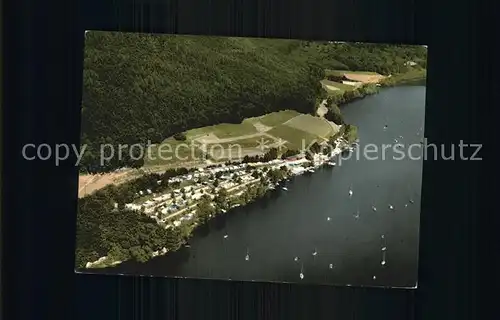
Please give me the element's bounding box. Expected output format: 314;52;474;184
80;32;427;172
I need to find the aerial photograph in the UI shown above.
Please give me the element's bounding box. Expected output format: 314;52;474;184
76;31;427;288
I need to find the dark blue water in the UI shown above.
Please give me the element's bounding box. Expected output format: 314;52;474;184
87;86;426;288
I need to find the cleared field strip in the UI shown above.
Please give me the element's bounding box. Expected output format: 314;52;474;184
324;69;385;84
325;69;379;77
267;125;320;150
283;114;333;138
343;73;385;83
80;108;338;197
247;110;300;127
321;79;357;93
145;137;204;167
186;121;258;140
202;134;280;160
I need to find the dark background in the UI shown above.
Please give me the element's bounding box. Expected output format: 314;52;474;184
3;0;483;319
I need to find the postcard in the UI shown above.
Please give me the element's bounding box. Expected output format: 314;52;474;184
75;31;427;288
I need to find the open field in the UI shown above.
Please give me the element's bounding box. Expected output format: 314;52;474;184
325;69;379;77
267;125;321;150
325;69;385;84
247;110;301;127
381;68;426;86
284;114;334;137
343;73;385;83
186;122;258;140
144;138;205;167
203;134;286;160
321;80;357;93
79;110;337;197
78;171;131;198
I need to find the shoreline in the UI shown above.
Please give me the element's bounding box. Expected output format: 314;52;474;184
331;68;427;108
78;70;424;270
82;136;357;269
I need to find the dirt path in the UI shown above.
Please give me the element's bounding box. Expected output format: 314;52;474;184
316;99;328;118
78;171;132;198
252;121;273;133
343;73;385;84
194;131;278;145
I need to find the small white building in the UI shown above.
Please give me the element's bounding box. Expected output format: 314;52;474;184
404;61;417;66
125;203;142;211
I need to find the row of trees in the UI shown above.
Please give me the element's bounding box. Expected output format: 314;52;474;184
81;33;426;172
306;42;427;75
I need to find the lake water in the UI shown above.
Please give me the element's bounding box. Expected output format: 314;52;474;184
87;86;426;288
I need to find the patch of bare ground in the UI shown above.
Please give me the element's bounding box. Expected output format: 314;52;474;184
316;99;328;118
252;121;273;133
343;73;385;84
78;171;130;198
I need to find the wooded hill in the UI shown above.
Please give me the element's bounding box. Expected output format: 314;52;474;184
81;32;427;172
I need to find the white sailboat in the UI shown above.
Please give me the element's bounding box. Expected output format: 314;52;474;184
388;204;394;210
348;186;353;197
407;184;415;204
381;251;387;266
354;204;360;219
381;235;387;254
299;264;304;280
245;248;250;261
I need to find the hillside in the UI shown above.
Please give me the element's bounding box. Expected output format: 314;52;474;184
80;33;427;172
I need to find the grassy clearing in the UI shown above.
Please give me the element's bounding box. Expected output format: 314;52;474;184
204;135;279;160
248;110;300;127
145;109;333;166
325;69;379;77
381;68;426;86
267;125;320;150
144;138;204;167
204;136;267;151
186;122;257;140
321;79;356;93
284;114;333;137
211;122;258;138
